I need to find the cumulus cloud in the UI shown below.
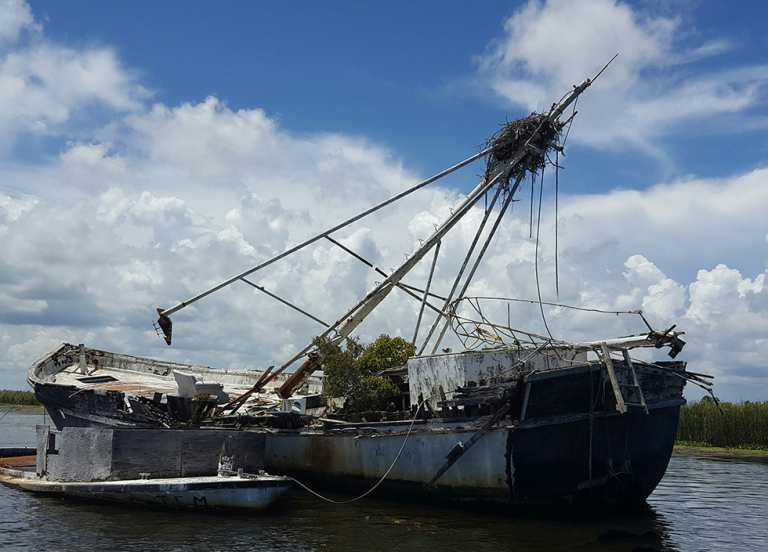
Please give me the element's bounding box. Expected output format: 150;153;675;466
0;0;37;43
4;93;768;399
1;0;767;404
0;1;147;149
476;0;768;152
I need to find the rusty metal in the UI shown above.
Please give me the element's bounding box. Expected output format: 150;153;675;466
220;365;276;412
155;308;172;345
277;353;321;399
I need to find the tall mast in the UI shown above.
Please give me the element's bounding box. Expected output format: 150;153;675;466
155;76;597;378
270;77;595;376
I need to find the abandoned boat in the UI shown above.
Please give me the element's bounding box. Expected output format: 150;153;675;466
0;427;292;511
26;70;713;511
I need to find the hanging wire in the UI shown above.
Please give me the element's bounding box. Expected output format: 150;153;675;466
235;400;428;504
534;163;558;348
553;97;578;300
529;172;535;238
555;150;560;299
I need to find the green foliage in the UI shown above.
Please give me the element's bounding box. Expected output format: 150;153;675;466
357;335;415;376
313;335;364;400
314;334;413;413
348;376;401;413
674;440;712;448
0;390;41;406
677;400;768;448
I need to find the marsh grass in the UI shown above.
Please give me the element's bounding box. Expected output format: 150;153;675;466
0;389;40;406
677;399;768;449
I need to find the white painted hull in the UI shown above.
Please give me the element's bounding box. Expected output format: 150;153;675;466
0;470;292;511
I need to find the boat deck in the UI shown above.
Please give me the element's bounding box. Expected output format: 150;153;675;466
0;455;36;474
47;363;254;400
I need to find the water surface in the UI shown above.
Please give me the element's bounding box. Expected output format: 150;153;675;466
1;407;765;551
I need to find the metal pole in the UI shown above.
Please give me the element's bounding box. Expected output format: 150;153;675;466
417;181;505;354
270;165;512;378
160;147;493;317
431;174;521;353
239;277;329;327
412;241;441;344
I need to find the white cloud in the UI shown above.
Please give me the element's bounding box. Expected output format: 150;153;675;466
476;0;768;152
1;0;766;404
0;0;38;43
3;107;768;399
0;1;147;148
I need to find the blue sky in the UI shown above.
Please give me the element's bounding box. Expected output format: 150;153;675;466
2;0;768;401
27;0;768;187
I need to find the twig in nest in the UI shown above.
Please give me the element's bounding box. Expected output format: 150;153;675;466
484;113;564;187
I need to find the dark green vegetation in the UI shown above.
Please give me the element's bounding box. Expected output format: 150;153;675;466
0;389;41;406
676;398;768;451
314;334;415;413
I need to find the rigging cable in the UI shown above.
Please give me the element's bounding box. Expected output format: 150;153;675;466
555;94;579;299
534;162;558;348
244;400;427;504
457;296;643;316
555;150;560;299
529;172;535;238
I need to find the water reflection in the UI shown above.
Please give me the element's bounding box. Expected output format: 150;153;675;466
2;410;766;551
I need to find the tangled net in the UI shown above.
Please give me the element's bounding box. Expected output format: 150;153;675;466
484;113;565;187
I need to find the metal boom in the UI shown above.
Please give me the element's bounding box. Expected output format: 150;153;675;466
156;76;596;381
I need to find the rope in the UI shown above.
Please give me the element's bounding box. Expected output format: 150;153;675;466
533;162;558;350
457;296;643;316
0;398;27;423
267;401;426;504
555;150;560;299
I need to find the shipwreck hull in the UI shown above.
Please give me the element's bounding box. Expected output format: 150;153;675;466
27;343;322;430
27;343;688;511
263;400;682;510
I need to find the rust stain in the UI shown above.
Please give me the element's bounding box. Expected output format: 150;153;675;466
87;382;176;393
0;455;36;467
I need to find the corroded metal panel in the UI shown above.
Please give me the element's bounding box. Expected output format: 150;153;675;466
408;348;586;402
265;425;512;492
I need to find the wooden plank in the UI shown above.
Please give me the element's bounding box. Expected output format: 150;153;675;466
50;428;113;482
35;425;50;477
234;432;267;472
181;430;232;477
111;429;182;479
519;381;532;421
601;343;627;414
438;386;450;418
622;349;648;414
181;430;264;477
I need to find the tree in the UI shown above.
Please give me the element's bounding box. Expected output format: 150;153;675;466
313;334;414;412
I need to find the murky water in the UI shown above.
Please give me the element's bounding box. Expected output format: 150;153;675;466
2;406;766;551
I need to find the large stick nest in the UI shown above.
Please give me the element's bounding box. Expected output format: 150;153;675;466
484;113;565;187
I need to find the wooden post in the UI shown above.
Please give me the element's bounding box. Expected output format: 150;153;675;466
601;342;627;414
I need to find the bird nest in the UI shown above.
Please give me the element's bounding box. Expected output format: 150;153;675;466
484;113;565;187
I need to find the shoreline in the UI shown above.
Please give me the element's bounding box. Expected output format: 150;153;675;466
674;444;768;457
0;405;44;412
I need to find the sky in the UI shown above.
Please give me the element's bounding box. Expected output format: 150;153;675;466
1;0;767;401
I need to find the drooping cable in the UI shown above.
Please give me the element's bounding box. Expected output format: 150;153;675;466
555;150;560;299
259;400;426;504
529;172;535;238
534;163;557;346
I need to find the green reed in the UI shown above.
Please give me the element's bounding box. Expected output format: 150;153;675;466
0;389;41;406
677;399;768;449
